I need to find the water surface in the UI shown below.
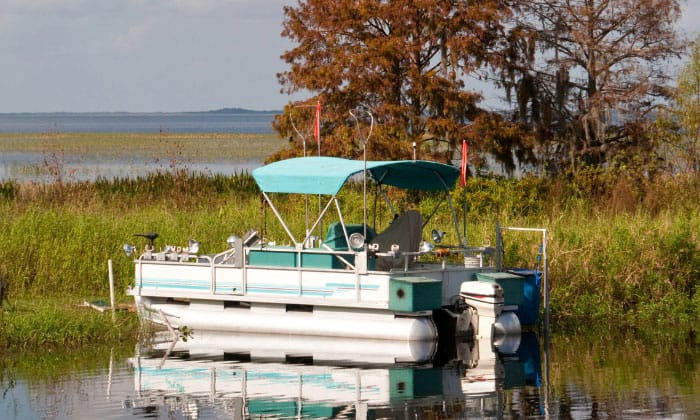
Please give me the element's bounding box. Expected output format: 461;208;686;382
0;112;276;134
2;330;699;419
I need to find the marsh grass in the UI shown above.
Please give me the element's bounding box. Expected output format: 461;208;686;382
0;164;699;334
0;297;140;351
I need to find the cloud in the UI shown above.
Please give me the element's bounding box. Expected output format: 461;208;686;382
0;13;15;31
112;23;149;51
162;0;231;13
0;0;85;13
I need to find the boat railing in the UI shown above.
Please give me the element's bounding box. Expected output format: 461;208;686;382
135;240;500;272
212;243;363;271
498;225;549;331
402;246;497;270
211;249;236;265
137;249;206;263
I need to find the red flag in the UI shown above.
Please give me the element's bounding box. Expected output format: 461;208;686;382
460;140;468;187
313;99;321;141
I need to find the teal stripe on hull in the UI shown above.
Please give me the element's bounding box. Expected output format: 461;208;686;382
139;277;210;291
140;283;210;291
138;278;381;297
325;282;380;290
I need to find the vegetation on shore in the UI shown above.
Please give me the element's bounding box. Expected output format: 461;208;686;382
0;164;698;345
0;132;282;161
0;297;140;351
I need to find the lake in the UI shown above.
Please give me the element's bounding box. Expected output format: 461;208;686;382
0;112;283;182
2;329;698;419
0;111;277;134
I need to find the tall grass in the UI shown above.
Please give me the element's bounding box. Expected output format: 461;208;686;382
0;297;140;351
0;167;699;333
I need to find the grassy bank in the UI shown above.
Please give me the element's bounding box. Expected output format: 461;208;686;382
0;297;140;351
0;166;699;342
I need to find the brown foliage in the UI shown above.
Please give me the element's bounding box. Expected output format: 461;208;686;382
272;0;524;164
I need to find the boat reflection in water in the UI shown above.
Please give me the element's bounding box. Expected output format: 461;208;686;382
125;330;542;419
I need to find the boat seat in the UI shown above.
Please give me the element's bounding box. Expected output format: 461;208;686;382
370;210;422;270
324;222;377;251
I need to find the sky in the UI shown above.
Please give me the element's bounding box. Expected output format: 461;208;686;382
0;0;698;113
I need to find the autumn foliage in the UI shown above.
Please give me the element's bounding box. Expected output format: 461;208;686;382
273;0;686;176
272;0;511;164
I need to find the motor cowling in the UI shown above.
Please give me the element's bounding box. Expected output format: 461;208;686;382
459;281;521;340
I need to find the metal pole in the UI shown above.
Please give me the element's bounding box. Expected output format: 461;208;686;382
350;108;373;241
289;110;310;238
542;229;549;333
108;259;115;322
502;226;548;331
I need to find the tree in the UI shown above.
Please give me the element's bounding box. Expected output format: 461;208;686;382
500;0;685;172
272;0;518;165
669;36;700;173
653;36;700;175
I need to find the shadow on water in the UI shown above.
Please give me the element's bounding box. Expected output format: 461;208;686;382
1;327;700;418
124;330;543;419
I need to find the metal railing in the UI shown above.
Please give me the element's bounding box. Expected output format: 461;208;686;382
499;226;549;333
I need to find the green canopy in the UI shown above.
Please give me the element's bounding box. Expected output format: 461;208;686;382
252;156;459;195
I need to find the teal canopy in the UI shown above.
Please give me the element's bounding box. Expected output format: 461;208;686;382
252;156;459;195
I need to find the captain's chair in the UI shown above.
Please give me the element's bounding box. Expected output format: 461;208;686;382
370;210;422;270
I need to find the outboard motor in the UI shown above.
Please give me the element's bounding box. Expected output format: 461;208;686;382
459;282;503;338
459;281;522;341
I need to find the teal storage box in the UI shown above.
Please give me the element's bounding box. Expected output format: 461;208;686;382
389;277;441;312
475;272;525;306
248;248;297;267
300;251;349;269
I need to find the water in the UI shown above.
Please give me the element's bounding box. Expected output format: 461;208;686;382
2;330;699;419
0;111;278;181
0;151;263;183
0;111;276;134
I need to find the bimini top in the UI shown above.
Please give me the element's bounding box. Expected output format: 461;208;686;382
252;156;459;195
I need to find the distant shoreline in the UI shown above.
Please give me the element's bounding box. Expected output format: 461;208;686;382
0;132;284;183
0;111;277;134
0;108;282;116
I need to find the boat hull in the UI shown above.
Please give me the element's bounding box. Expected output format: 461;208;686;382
136;295;438;341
